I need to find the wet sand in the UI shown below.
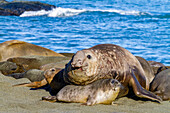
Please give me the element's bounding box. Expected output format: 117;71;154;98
0;72;169;113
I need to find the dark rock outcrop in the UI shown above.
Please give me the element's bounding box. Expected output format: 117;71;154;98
0;0;56;16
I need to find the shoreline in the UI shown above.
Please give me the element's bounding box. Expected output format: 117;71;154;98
0;72;169;113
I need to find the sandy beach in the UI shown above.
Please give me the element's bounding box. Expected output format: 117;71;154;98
0;71;169;113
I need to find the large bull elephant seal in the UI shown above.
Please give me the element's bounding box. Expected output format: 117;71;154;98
63;44;161;102
0;40;64;61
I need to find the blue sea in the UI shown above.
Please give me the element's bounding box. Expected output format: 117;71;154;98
0;0;169;65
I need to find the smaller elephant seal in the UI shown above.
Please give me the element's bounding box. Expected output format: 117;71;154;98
12;68;62;88
7;55;70;71
0;61;19;75
147;61;169;75
150;69;170;101
8;69;44;82
148;61;165;67
42;79;123;106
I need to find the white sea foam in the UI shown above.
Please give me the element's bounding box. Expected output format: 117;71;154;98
20;7;150;17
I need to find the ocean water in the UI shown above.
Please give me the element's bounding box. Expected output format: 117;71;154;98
0;0;169;65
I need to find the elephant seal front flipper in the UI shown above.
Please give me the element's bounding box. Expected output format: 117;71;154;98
13;79;47;88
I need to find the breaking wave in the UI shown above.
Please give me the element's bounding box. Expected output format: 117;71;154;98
20;7;150;17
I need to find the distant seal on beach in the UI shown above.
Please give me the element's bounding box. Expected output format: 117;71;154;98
42;79;124;105
0;40;64;62
63;44;161;102
150;69;170;101
135;56;155;84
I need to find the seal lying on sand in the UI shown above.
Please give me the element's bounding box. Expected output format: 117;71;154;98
0;40;64;62
8;69;44;82
42;79;124;105
12;68;62;88
64;44;161;102
150;69;170;101
7;55;70;72
0;61;20;75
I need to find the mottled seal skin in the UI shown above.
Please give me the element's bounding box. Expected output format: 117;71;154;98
135;56;155;84
0;40;64;62
42;79;124;105
150;69;170;101
64;44;162;102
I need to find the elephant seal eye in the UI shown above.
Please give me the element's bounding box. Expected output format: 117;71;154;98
51;68;55;72
87;55;92;59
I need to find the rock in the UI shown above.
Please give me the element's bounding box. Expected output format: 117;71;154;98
0;1;56;16
0;0;8;4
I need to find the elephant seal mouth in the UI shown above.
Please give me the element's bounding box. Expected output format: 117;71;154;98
64;62;96;85
71;66;87;72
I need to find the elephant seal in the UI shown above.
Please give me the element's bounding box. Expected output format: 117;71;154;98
7;55;70;71
8;69;44;82
135;56;155;84
64;44;161;102
42;79;124;105
0;61;20;75
148;61;165;67
150;69;170;101
0;40;64;61
148;61;169;75
13;68;62;88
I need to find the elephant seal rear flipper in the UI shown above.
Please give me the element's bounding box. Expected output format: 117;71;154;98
130;70;162;102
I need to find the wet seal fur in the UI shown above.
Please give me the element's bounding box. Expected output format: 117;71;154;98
42;79;123;105
64;44;162;102
150;69;170;101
